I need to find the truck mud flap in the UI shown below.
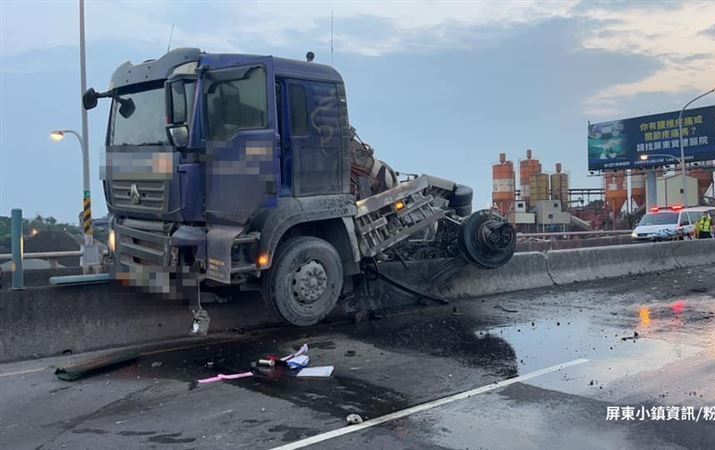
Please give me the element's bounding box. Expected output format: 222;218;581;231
206;225;246;284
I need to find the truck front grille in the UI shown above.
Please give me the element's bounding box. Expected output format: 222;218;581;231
111;180;168;213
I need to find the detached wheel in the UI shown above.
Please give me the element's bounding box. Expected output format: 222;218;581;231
261;236;343;327
460;210;516;269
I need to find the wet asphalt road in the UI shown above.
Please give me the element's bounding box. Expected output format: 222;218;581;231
1;265;714;449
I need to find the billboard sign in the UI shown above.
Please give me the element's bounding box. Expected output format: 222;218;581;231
588;105;715;171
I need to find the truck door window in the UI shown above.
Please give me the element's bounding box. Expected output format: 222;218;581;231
289;85;308;136
206;66;267;140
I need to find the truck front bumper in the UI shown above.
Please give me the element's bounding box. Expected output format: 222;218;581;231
112;220;200;298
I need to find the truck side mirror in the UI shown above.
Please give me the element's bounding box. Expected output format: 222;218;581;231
117;97;135;118
165;79;195;149
168;125;189;148
82;88;99;110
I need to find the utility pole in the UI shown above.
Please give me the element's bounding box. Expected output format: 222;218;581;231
78;0;100;271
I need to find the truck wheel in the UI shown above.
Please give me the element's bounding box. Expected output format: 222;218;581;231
261;236;343;327
459;210;516;269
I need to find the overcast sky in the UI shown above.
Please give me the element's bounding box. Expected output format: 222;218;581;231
1;0;714;222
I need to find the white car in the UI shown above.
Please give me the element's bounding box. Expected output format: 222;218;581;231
631;206;715;241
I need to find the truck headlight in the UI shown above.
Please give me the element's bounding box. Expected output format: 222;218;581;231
108;229;116;253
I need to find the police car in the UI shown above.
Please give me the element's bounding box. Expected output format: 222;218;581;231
631;206;715;241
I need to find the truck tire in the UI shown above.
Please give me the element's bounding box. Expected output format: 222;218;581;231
459;210;516;269
261;236;343;327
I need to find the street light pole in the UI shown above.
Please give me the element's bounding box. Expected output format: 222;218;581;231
79;0;93;247
678;88;715;206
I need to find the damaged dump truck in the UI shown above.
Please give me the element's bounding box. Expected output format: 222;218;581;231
83;48;516;329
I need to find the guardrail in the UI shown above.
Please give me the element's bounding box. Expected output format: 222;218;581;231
0;250;83;264
2;209;107;289
518;230;632;239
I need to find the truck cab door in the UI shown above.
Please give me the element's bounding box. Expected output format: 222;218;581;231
202;58;279;224
285;79;346;196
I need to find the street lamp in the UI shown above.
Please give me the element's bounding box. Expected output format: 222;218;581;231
50;129;82;146
678;88;715;206
50;128;100;271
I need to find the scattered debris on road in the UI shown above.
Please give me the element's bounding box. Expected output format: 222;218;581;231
55;351;139;381
281;344;309;362
286;354;310;369
621;331;640;341
346;413;364;425
197;372;253;384
297;366;334;378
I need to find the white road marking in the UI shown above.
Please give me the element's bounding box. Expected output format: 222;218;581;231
271;358;589;450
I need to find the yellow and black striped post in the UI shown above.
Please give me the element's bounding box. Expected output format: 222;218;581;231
82;190;93;238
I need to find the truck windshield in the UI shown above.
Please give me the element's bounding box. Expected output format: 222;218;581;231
638;212;678;226
109;83;168;146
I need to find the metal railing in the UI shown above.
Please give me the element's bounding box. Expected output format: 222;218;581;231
2;209;107;289
518;230;632;239
0;250;88;268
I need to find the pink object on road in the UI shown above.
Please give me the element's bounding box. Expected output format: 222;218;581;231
197;372;254;384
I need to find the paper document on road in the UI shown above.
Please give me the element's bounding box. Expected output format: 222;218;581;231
297;366;334;377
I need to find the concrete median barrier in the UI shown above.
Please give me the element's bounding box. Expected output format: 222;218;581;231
1;239;713;362
545;242;672;285
669;238;715;267
434;252;552;299
0;285;275;363
0;276;421;363
546;239;715;285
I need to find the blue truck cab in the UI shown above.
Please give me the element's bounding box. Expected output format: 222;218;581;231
84;48;516;328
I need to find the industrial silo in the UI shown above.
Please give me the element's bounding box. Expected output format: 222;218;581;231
550;163;569;210
492;153;516;217
519;149;541;208
605;171;627;226
630;172;646;208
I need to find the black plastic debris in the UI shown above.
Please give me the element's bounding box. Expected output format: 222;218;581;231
54;351;140;381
